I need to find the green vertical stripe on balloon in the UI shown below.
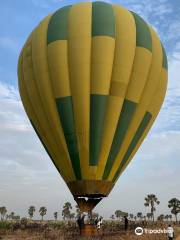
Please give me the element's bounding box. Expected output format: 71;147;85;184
161;43;168;70
30;120;60;175
112;111;152;183
103;99;137;179
47;5;71;44
131;11;152;52
56;97;81;180
92;1;115;37
90;94;108;166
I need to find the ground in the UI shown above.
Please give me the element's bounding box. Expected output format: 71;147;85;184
0;221;179;240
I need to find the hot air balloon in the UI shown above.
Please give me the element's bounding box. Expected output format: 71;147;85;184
18;2;168;213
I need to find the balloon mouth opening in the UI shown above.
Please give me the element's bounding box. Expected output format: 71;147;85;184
67;180;114;212
74;195;104;212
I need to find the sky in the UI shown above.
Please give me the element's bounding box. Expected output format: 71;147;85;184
0;0;180;220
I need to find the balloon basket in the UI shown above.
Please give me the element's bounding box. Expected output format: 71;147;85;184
80;224;100;237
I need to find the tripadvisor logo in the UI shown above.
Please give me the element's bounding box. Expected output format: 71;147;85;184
135;227;171;235
135;227;144;236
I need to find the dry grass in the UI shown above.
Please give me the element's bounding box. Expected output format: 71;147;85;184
0;221;179;240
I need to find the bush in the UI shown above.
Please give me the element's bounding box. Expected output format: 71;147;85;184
0;221;11;229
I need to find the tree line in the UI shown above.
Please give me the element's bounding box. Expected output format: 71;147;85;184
0;203;80;221
110;195;179;222
0;194;179;222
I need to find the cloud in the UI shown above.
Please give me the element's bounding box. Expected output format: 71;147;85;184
143;42;180;136
121;0;172;18
1;46;180;218
0;37;20;53
0;81;77;219
31;0;49;9
100;129;180;218
166;21;180;42
30;0;65;8
120;0;179;54
0;81;51;170
97;41;180;218
0;0;180;219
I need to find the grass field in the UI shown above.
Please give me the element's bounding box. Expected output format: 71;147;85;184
0;220;179;240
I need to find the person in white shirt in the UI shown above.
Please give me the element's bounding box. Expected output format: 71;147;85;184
167;224;174;240
97;217;103;230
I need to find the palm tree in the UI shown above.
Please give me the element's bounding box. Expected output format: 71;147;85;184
144;194;160;221
39;207;47;221
28;206;35;219
137;212;142;220
129;214;134;220
62;202;72;220
70;213;75;220
54;212;58;221
168;198;180;222
164;215;169;222
10;212;15;220
157;214;164;221
122;212;128;217
13;215;20;220
147;213;153;221
169;214;172;222
115;210;122;220
0;207;7;221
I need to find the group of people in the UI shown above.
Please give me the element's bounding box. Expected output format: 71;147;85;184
121;216;176;240
77;214;175;239
95;216;103;230
77;213;103;230
124;216;175;239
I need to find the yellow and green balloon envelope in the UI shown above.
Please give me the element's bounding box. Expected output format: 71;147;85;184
18;2;168;211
